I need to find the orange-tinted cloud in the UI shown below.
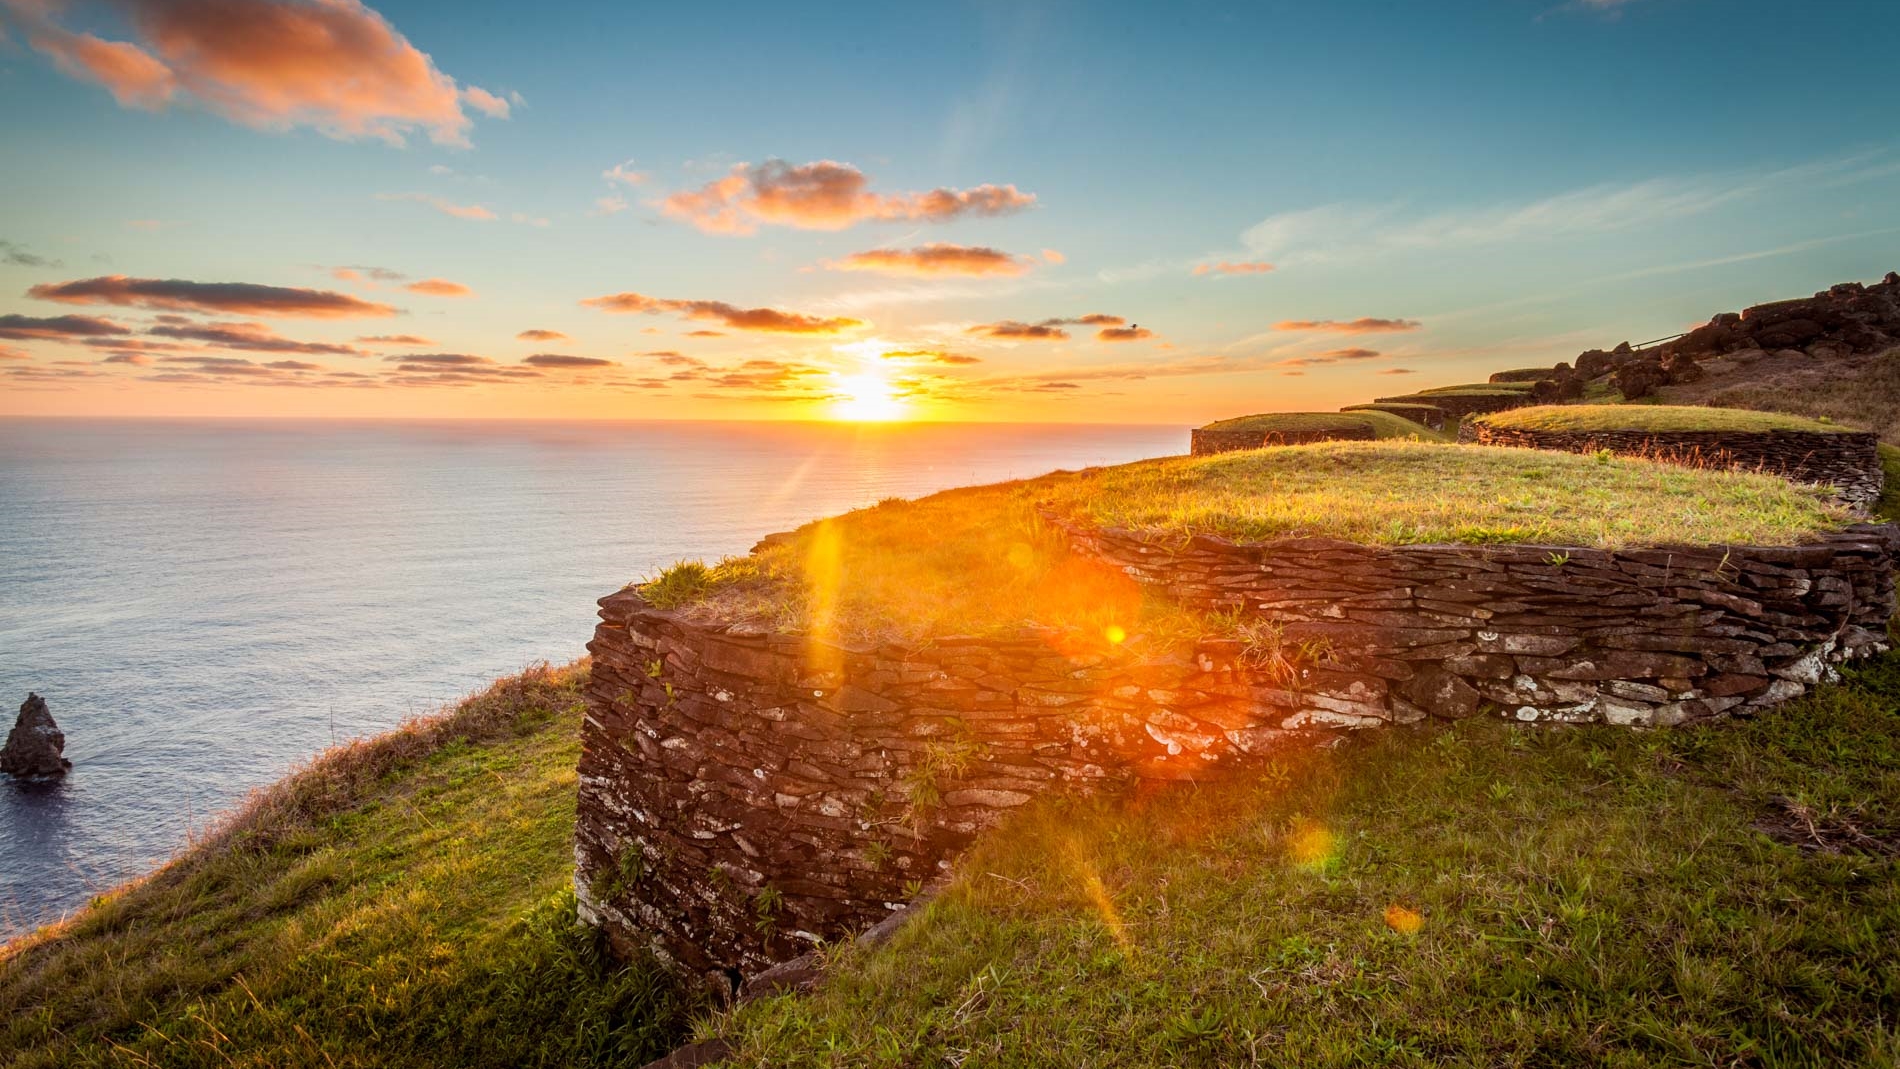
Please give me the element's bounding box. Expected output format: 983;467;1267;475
4;0;505;145
0;313;132;339
602;160;647;185
881;349;982;365
966;313;1141;341
685;329;725;337
661;159;1035;235
1274;317;1421;333
384;352;490;366
1193;260;1275;276
580;291;864;335
522;353;614;368
29;275;397;318
1041;249;1065;265
826;243;1031;278
516;329;569;341
406;278;471;297
149;320;363;355
967;320;1068;341
376;192;496;220
357;333;433;345
1378;367;1417;375
0;344;31;359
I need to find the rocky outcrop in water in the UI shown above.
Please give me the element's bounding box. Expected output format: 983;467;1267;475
2;693;72;780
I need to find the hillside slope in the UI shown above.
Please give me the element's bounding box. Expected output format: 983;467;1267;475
0;663;696;1069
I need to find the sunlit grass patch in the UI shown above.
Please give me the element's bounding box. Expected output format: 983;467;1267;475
1197;410;1446;441
1474;403;1863;435
645;441;1850;643
714;651;1900;1067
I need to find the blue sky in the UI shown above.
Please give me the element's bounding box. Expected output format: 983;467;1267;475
2;0;1897;421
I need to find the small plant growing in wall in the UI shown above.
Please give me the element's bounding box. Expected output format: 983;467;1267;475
1544;551;1570;568
863;839;895;872
752;885;784;935
901;731;977;829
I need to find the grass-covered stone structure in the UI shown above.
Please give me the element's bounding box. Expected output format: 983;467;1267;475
575;442;1897;986
1463;404;1885;508
1370;382;1538;423
1189;410;1440;455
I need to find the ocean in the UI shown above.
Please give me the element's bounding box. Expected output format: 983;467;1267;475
0;418;1185;937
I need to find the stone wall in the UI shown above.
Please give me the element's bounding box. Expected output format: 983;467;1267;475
576;522;1897;981
1458;424;1885;508
1342;403;1447;431
1190;424;1375;456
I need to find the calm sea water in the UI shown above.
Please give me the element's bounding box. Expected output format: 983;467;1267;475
0;418;1184;937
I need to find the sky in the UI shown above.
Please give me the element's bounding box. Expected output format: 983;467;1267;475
2;0;1898;424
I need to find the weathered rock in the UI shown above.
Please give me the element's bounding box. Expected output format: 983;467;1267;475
1;693;71;780
1613;359;1666;400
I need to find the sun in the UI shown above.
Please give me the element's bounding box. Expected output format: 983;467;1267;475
830;371;908;421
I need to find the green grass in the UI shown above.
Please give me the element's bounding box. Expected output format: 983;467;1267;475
0;664;697;1069
714;650;1900;1068
1198;410;1445;441
1877;443;1900;523
1474;404;1860;435
648;441;1849;643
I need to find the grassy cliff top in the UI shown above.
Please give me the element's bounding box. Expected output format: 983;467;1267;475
1197;410;1444;440
1474;403;1863;435
0;664;697;1068
646;440;1849;642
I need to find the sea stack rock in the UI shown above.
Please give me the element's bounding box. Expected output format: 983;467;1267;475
1;693;72;780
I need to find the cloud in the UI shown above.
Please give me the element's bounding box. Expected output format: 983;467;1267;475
1321;347;1381;360
965;313;1138;341
357;333;433;345
405;278;471;297
0;344;31;359
1041;249;1065;265
580;291;865;335
825;243;1031;278
1273;317;1421;334
966;320;1067;340
1;239;61;268
602;160;647;185
881;349;982;365
660;159;1035;235
593;195;628;216
685;329;724;337
333;265;405;283
0;313;131;339
1237;157;1890;267
516;329;568;342
1378;367;1416;375
522;353;614;368
377;192;497;221
384;352;490;366
264;359;323;370
29;275;397;318
149;320;363;355
3;0;506;145
1192;260;1275;276
101;351;149;365
461;85;510;119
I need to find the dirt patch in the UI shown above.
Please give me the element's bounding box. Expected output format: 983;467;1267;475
1752;794;1900;857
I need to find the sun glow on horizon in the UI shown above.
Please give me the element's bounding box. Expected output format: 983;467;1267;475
829;369;909;421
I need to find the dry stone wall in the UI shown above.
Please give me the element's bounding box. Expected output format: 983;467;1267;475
1190;424;1375;456
577;523;1897;981
1459;424;1885;508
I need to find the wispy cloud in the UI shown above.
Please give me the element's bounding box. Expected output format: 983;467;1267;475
824;243;1033;278
29;275;397;318
1240;155;1900;266
581;291;866;335
376;193;498;221
405;278;472;297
